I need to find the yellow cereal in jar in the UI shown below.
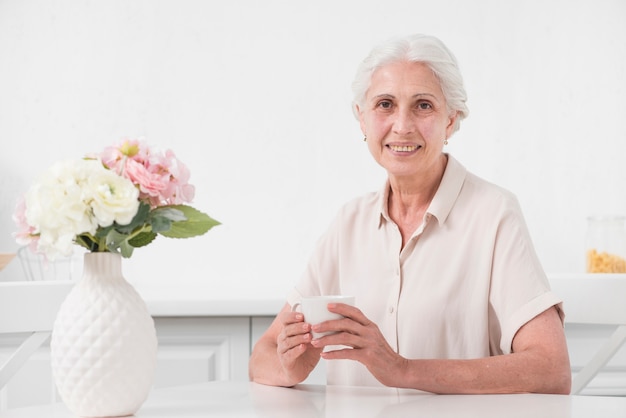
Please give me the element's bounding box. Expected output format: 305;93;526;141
586;248;626;273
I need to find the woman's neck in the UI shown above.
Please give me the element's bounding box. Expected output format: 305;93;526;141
387;154;447;217
387;154;447;245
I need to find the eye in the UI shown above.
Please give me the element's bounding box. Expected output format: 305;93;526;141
376;100;393;110
417;101;433;110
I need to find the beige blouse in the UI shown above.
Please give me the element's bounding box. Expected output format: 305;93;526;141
288;154;563;387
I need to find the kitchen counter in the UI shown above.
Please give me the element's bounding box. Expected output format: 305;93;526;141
133;273;626;318
549;273;626;324
3;273;624;318
136;285;285;317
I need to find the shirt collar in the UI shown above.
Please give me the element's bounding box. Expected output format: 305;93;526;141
376;181;392;228
375;153;467;228
428;154;467;226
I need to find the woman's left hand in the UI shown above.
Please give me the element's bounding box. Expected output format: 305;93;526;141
310;303;408;387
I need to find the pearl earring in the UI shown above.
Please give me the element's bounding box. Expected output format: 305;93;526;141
444;138;449;146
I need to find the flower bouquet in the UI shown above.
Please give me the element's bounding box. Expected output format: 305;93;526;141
12;138;219;417
14;138;219;259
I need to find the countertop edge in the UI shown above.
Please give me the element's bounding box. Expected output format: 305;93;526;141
144;297;285;317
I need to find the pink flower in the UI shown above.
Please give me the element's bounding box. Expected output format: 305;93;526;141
157;149;195;205
100;138;143;176
12;196;39;252
100;139;195;208
125;158;170;207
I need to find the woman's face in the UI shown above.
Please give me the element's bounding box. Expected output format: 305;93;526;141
357;61;457;180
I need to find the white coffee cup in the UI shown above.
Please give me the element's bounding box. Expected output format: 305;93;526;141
292;295;355;339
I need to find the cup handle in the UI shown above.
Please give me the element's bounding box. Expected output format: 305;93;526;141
291;302;301;312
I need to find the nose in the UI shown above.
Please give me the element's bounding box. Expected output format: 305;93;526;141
392;107;416;136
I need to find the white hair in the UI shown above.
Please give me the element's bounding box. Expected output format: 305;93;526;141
351;34;469;134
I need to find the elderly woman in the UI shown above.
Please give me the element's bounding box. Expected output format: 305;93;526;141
248;34;571;394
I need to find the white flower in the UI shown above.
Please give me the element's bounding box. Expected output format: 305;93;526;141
87;164;140;227
23;159;139;259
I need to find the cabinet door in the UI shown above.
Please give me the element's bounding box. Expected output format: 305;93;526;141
566;323;626;395
0;335;58;410
250;316;274;350
154;317;250;387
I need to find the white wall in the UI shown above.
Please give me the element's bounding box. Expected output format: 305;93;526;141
1;0;625;296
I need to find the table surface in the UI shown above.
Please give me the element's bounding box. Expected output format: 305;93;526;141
2;381;626;418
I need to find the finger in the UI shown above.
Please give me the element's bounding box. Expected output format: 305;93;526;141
326;303;371;326
281;311;306;326
279;338;310;358
285;342;308;360
310;329;362;350
320;346;359;361
278;323;312;354
284;321;312;339
311;316;363;338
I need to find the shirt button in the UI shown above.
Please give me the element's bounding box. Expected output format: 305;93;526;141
388;306;395;314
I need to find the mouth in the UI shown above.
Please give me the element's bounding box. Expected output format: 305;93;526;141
386;144;420;153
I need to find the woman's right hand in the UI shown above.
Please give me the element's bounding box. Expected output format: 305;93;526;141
249;303;322;387
275;309;323;384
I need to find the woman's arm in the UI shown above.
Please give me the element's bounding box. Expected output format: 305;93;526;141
249;303;323;387
315;304;571;394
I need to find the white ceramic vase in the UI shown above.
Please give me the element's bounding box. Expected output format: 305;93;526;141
50;252;158;417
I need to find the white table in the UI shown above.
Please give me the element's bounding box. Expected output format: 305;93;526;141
1;381;626;418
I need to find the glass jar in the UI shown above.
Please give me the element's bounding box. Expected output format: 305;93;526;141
585;216;626;273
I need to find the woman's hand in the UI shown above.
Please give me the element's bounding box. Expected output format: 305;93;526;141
310;303;408;387
275;309;323;382
249;303;322;387
310;305;571;394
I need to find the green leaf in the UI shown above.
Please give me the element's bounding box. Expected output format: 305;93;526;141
120;240;135;258
151;207;187;222
150;215;172;233
95;225;114;238
115;202;151;234
105;229;128;249
158;205;220;239
149;206;188;233
128;231;157;248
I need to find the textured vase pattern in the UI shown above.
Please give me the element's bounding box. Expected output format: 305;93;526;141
51;252;158;417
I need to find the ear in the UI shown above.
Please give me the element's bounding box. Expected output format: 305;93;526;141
445;110;459;138
355;104;367;136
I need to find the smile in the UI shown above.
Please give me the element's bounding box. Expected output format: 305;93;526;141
387;144;419;152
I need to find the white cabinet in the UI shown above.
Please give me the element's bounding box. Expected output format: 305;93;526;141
1;316;264;410
566;323;626;395
0;335;56;410
250;316;274;348
154;317;250;386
